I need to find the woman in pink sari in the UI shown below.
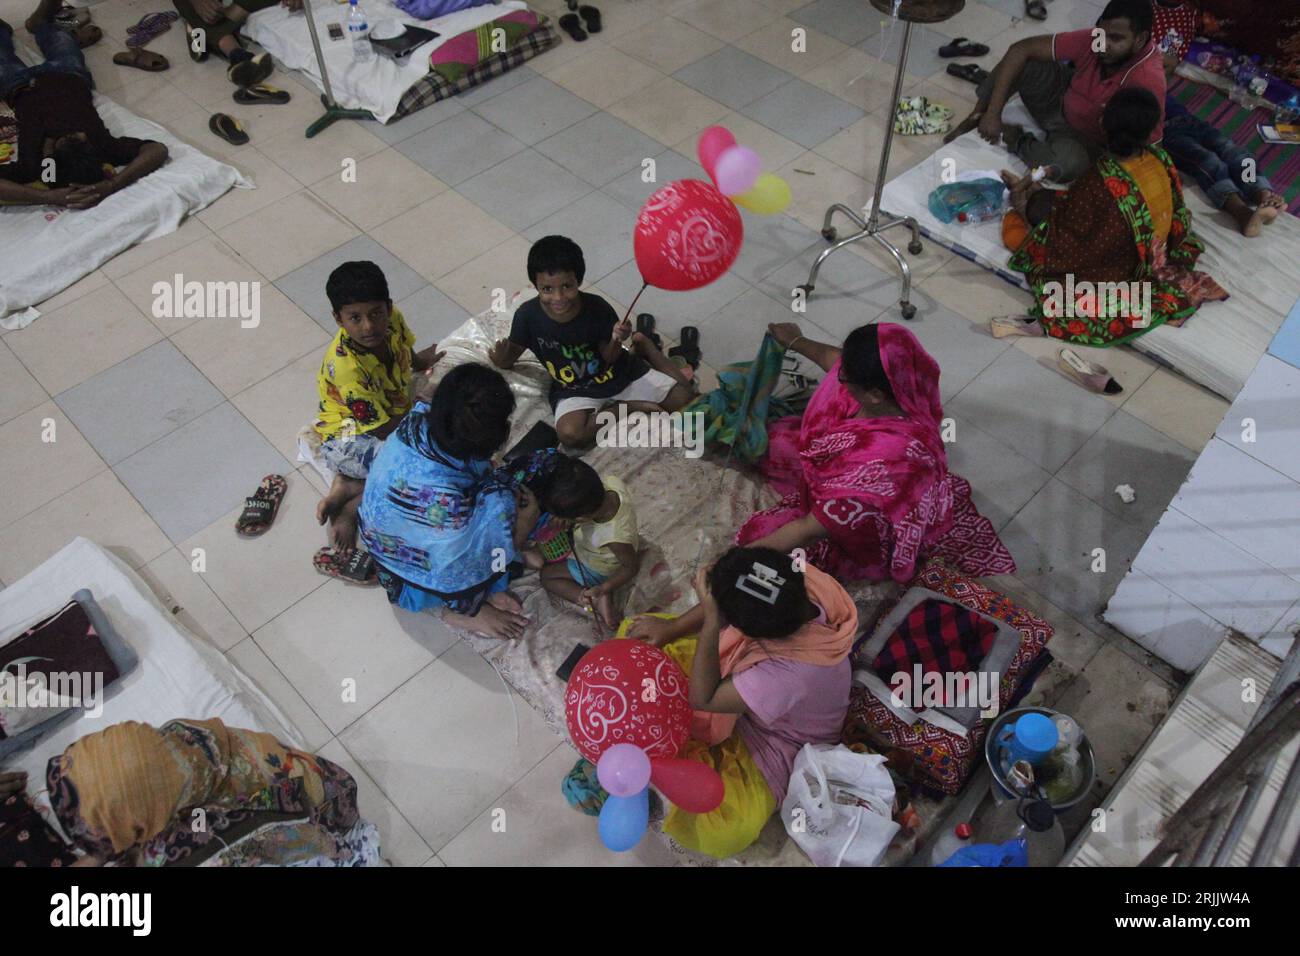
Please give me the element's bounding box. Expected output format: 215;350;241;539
740;322;1015;583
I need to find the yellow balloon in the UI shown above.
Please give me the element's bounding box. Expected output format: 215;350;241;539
732;173;791;214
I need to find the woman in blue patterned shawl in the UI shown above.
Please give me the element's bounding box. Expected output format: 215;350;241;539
359;363;536;639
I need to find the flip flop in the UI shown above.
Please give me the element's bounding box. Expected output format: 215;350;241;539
578;5;602;34
946;62;989;85
233;83;291;105
1059;348;1122;395
558;13;587;41
126;10;179;48
313;547;380;585
1025;0;1048;21
54;4;91;28
668;325;701;369
227;51;274;88
209;112;249;145
989;315;1044;339
235;474;288;536
73;23;102;48
113;48;169;72
938;38;989;58
635;313;662;350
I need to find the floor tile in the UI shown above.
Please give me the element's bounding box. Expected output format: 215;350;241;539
905;302;1011;400
700;287;835;367
919;258;1033;323
274;235;427;332
1122;367;1228;455
227;637;333;751
524;191;637;283
138;547;249;653
545;46;666;109
364;96;467;146
1132;508;1300;642
394;110;528;185
229;349;322;464
455;64;540;107
800;46;900;113
433;235;536;315
0;470;169;584
606;76;730;147
0;402;105;530
774;150;873;233
1170;439;1300;581
734;16;852;78
599;260;753;335
537;111;666;188
727;211;822;286
339;640;562;850
458;149;594;231
1103;569;1226;674
35;268;110;314
947;348;1116;473
372;189;516;280
115;402;294;543
860;21;955;80
309;149;450;232
674;46;794;111
216;191;360;281
671;0;783;44
112;236;263;337
814;110;939;184
55;340;224;466
472;75;598;146
100;215;212;281
601;149;708;212
439;742;680;866
0;341;47;428
682;110;808;173
394;284;474;346
1216;354;1300;482
1056;411;1198;536
984;573;1106;672
611;16;726;73
997;477;1150;623
196;149;305;233
1008;333;1160;409
6;285;162;396
789;0;883;46
943;418;1052;532
739;76;866;148
1266;294;1300;370
317;738;434;866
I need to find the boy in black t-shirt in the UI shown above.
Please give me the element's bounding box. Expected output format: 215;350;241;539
489;235;694;448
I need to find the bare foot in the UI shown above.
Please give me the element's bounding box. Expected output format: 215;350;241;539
1257;189;1286;211
317;474;361;526
328;497;360;551
593;591;617;629
488;590;525;615
1243;207;1270;237
944;109;983;144
444;602;529;640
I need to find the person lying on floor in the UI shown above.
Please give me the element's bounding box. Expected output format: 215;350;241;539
1000;87;1227;346
358;363;537;640
44;718;373;866
622;547;856;858
171;0;295;87
1152;0;1286;236
488;235;695;449
945;0;1165;184
313;260;444;551
722;322;1014;584
0;0;167;208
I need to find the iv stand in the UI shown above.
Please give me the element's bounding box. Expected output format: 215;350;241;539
302;0;373;138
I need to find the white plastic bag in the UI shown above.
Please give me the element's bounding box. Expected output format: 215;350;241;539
781;743;901;867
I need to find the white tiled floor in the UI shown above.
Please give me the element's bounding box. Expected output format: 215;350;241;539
0;0;1239;864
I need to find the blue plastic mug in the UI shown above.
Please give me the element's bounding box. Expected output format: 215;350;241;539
996;712;1059;766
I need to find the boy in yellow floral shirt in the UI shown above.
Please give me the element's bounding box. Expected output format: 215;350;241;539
314;261;444;550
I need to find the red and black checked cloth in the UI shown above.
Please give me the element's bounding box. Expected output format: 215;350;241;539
870;598;1000;683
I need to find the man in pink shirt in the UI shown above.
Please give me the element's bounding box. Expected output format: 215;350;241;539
945;0;1166;182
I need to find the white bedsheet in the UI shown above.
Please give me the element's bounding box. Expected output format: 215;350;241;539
0;94;249;328
243;0;527;124
873;99;1300;399
0;538;302;798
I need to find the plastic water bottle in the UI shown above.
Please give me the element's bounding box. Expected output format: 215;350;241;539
347;0;373;64
930;822;974;866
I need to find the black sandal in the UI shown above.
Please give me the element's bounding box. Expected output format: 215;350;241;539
946;62;989;85
635;313;663;350
1025;0;1048;21
209;112;249;145
668;326;701;370
233;83;291;105
313;547;379;585
558;13;587;41
939;38;989;58
578;5;602;34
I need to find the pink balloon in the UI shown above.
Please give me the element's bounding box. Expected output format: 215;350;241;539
650;757;725;814
697;125;736;179
634;179;743;292
713;145;762;197
597;744;652;798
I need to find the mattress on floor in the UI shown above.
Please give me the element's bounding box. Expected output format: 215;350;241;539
243;0;557;124
873;99;1300;400
1;538;303;831
0;93;249;328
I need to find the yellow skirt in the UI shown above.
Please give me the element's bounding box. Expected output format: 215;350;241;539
615;618;778;858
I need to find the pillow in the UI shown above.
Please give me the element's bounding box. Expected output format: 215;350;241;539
0;792;77;867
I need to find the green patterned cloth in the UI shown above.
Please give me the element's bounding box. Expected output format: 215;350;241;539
894;95;954;135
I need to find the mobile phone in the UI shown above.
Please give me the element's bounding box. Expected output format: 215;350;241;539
327;22;343;40
556;643;591;683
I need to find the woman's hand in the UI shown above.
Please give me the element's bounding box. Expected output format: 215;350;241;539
768;322;803;350
691;563;719;619
0;771;27;796
626;614;678;647
488;338;513;368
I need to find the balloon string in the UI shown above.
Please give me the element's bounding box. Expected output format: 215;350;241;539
621;282;649;324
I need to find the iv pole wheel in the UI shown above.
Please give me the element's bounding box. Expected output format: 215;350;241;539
796;283;814;296
821;227;838;242
900;302;917;320
908;239;923;254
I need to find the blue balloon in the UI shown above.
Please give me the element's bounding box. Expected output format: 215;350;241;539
598;787;649;852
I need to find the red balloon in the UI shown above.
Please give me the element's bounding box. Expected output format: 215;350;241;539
650;757;725;813
634;179;743;292
565;640;693;764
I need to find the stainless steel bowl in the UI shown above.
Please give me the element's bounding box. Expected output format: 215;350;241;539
985;706;1096;810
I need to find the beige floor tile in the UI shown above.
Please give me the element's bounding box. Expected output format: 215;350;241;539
0;341;47;428
424;854;445;866
0;468;166;583
101;215;213;280
170;286;328;396
1122;367;1229;454
814;110;938;185
774;150;873;232
35;269;110;313
920;258;1035;321
611;16;725;73
216;191;359;280
802;47;902;113
114;236;266;337
607;77;731;150
1010;336;1161;408
158;109;252;165
434;235;537;314
339;640;562;850
139;547;249;653
180;471;330;632
528;34;614;76
733;16;850;78
227;637;333;751
5;285;161;395
668;0;783;43
0;403;105;529
588;0;673;39
197;150;306;232
317;738;434;866
676;110;806;172
985;574;1108;673
439;742;681;866
546;47;666;109
840;224;956;282
257;121;389;189
230;349;323;463
298;464;330;496
110;77;202;126
309;149;449;232
371;190;515;280
252;582;453;735
938;1;1016;43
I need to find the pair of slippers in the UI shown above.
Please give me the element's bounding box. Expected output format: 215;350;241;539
209;84;292;146
1025;0;1049;21
988;321;1123;394
559;3;601;42
940;37;989;86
